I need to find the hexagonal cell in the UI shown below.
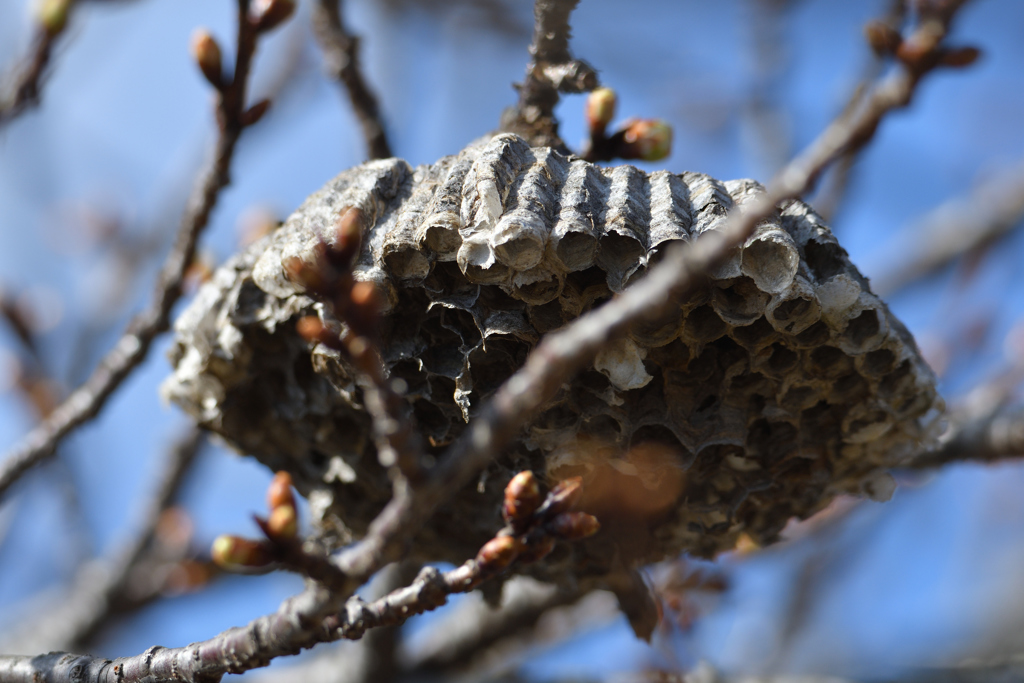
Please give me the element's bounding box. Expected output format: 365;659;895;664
712;276;770;326
766;277;821;335
730;316;779;352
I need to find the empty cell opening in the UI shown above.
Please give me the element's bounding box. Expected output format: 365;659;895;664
847;410;889;436
861;348;896;376
747;418;798;463
556;232;598;271
630;424;686;451
808;345;852;379
732;316;775;348
879;360;913;398
804;239;846;282
463;261;510;284
781;385;818;412
741;238;798;292
764;344;799;376
596;233;646;274
772;295;815;325
583;413;623;442
383;248;431;280
832;373;869;404
844;309;881;348
685;305;727;342
495;234;544;270
792;320;830;348
422;222;462;254
714;276;769;323
515;274;562;304
527;300;564;334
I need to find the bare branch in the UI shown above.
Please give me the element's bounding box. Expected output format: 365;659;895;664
911;404;1024;469
0;1;285;500
1;429;207;654
500;0;597;148
312;0;393;160
871;158;1024;296
0;19;62;127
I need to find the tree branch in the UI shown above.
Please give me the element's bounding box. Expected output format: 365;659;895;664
0;0;282;500
871;158;1024;296
500;0;597;148
311;0;393;160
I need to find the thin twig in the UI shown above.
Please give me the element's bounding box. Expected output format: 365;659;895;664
911;404;1024;469
812;0;907;221
0;1;274;500
311;0;393;160
1;429;207;654
500;0;597;148
0;22;61;127
871;158;1024;296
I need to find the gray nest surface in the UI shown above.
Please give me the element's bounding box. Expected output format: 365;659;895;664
163;134;941;579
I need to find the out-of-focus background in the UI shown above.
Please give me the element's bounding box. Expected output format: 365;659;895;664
2;0;1024;680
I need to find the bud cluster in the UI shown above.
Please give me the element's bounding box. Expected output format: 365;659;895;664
863;19;980;71
286;206;381;359
211;470;299;571
474;471;600;579
582;87;673;163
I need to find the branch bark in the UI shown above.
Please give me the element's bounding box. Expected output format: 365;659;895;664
312;0;393;160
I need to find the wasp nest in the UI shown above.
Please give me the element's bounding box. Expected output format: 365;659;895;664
163;134;941;574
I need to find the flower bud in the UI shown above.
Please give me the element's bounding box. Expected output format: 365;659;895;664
546;511;600;540
542;476;584;518
475;535;521;573
250;0;296;33
266;471;295;510
863;21;902;57
328;207;365;269
37;0;71;36
241;99;272;127
211;535;272;569
503;470;542;526
939;46;981;68
620;119;672;162
191;29;224;89
585;87;617;134
267;504;298;539
516;535;555;564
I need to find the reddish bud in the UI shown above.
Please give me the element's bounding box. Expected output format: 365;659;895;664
503;470;543;526
267;471;295;510
863;21;902;57
267;504;298;539
283;253;329;294
249;0;296;32
516;535;556;564
542;476;584;518
546;511;600;540
585;87;617;134
475;535;521;573
37;0;71;36
241;99;272;127
620;119;672;162
939;46;981;68
328;207;365;269
211;535;272;569
191;29;224;89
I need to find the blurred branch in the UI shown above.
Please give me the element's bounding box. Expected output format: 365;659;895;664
0;0;287;500
871;159;1024;296
405;577;583;672
1;428;208;654
500;0;597;148
911;404;1024;469
312;0;393;160
0;4;67;128
812;0;907;222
